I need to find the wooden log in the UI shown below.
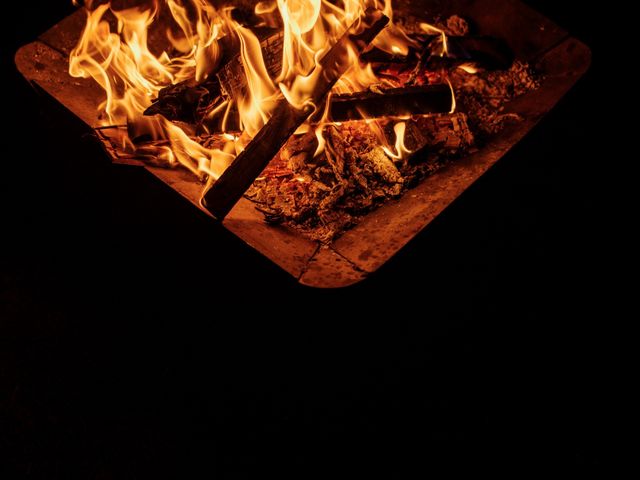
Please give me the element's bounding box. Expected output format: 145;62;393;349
202;8;389;220
146;32;508;126
327;84;452;122
195;84;452;132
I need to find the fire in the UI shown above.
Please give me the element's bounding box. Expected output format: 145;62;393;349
420;22;448;56
382;121;412;161
234;23;278;138
69;0;452;188
458;62;479;74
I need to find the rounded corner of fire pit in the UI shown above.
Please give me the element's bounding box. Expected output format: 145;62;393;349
298;246;369;288
14;42;38;77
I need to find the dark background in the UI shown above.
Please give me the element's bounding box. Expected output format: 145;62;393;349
1;1;622;476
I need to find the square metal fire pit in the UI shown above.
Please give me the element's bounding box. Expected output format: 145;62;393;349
15;0;590;287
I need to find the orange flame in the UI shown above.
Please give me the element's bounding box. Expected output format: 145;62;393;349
382;121;412;161
419;22;448;57
458;62;479;74
69;0;453;187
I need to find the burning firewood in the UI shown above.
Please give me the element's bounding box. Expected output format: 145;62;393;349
146;82;454;127
143;23;512;128
326;84;452;122
66;0;540;242
143;26;282;125
202;8;390;220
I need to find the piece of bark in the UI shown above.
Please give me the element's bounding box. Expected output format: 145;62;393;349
203;8;390;220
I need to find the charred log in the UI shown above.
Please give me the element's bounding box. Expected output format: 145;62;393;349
326;84;452;122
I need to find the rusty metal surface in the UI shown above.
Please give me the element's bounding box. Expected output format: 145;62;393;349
14;0;590;287
299;246;367;288
223;199;319;279
38;8;88;55
15;41;103;127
